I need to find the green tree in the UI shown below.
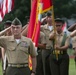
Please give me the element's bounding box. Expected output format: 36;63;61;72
1;0;76;30
53;0;75;18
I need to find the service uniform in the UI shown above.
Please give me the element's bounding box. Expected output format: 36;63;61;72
0;35;36;75
36;31;46;75
41;24;53;75
72;36;76;64
1;34;11;75
0;48;1;60
49;32;70;75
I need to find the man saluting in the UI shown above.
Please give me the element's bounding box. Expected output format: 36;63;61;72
0;18;37;75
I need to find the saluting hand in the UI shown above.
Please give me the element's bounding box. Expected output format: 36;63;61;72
5;26;12;35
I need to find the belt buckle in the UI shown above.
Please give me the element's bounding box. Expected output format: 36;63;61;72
57;50;60;54
16;64;20;68
55;50;60;54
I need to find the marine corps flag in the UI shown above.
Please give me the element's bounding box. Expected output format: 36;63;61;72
42;0;52;13
28;0;43;70
27;0;43;47
28;0;53;46
28;0;53;70
31;0;52;13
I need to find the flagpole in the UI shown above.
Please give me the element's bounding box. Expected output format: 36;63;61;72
52;1;59;60
31;0;34;10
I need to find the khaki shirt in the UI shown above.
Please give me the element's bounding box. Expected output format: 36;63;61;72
72;36;76;48
0;35;36;64
41;24;53;49
49;32;70;47
71;36;76;56
38;31;46;45
37;31;46;53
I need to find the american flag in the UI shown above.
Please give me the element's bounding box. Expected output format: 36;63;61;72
0;0;14;22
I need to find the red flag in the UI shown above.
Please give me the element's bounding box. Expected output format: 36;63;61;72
28;0;43;70
28;55;32;70
27;0;43;47
28;0;52;46
62;22;67;31
42;0;53;13
28;0;52;70
0;0;14;21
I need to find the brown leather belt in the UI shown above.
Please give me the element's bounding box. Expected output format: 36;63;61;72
8;63;28;68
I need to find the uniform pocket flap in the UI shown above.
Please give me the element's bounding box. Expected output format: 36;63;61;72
7;47;16;51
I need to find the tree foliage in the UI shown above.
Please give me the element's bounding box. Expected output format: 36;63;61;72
3;0;31;25
1;0;76;29
53;0;76;18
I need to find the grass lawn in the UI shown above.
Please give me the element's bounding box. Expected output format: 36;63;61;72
0;59;76;75
0;61;2;75
69;58;76;75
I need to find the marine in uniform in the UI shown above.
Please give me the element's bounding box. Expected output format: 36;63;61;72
21;23;46;75
0;20;12;75
36;31;46;75
70;30;76;66
49;18;70;75
0;18;37;75
41;12;53;75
